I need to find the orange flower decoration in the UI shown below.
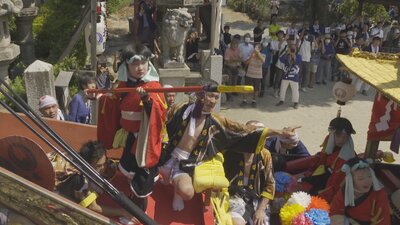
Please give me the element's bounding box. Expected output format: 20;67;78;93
307;196;330;212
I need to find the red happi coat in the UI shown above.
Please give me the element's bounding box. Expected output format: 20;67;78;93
303;141;349;202
330;188;391;225
316;148;347;202
119;81;167;168
97;81;167;168
97;94;120;149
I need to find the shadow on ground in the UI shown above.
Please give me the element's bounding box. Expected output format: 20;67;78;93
222;80;374;113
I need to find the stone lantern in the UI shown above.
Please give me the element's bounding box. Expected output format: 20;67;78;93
15;0;38;65
0;0;23;81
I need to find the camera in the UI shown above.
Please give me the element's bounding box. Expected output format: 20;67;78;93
306;34;315;42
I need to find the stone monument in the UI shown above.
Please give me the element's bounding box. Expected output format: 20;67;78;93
157;7;193;103
24;60;56;113
160;8;193;68
0;0;23;81
15;0;38;65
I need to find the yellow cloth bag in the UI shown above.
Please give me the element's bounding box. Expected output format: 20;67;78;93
193;152;229;193
211;189;233;225
112;128;129;149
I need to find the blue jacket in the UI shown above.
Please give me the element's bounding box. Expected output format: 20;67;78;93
280;54;302;82
265;136;310;157
66;92;90;124
261;47;272;68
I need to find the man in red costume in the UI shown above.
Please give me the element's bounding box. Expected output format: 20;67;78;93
330;157;391;225
300;117;356;202
112;44;167;211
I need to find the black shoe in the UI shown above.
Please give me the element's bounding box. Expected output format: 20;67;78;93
251;101;257;107
293;103;299;109
240;100;247;107
276;101;284;106
322;81;327;85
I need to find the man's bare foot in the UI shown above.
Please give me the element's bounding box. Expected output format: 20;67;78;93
172;193;185;211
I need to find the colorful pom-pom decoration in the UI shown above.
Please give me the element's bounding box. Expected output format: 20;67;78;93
292;212;313;225
275;172;293;193
305;208;330;225
307;196;330;212
287;191;312;208
279;203;305;225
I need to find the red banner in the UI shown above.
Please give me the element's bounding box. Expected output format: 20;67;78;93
368;93;400;141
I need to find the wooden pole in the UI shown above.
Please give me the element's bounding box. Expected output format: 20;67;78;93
210;0;216;54
210;0;221;55
90;0;97;70
58;3;91;63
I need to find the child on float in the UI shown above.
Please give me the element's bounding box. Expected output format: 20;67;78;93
330;157;391;225
298;117;356;202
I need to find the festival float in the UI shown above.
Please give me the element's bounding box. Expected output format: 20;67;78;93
1;22;400;225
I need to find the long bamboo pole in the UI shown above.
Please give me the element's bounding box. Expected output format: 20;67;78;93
86;85;254;94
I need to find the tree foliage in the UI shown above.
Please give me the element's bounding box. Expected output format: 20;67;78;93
107;0;132;14
335;0;389;23
0;76;27;112
33;0;87;66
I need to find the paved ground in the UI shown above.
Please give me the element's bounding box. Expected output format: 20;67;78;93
105;6;397;161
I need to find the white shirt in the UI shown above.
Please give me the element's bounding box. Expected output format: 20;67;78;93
370;27;384;39
298;38;311;62
371;45;380;53
271;40;287;69
57;109;65;120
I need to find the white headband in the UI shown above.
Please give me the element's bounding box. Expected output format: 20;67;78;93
117;55;159;82
38;95;58;109
341;159;383;206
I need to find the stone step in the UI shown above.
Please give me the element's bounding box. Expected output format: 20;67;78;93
185;72;229;86
185;72;203;86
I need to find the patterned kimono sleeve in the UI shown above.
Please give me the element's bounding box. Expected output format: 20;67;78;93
260;149;275;200
212;114;270;155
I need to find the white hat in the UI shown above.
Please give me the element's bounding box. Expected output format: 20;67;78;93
38;95;58;109
279;132;300;146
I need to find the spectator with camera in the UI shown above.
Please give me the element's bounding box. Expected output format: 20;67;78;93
333;30;352;81
270;30;288;97
275;43;302;109
316;34;335;85
253;19;266;44
286;22;298;42
297;26;314;92
224;38;243;100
